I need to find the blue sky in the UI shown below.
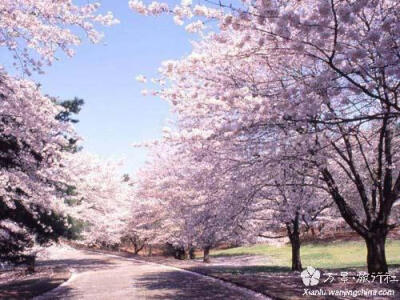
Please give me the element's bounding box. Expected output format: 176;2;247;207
34;1;194;174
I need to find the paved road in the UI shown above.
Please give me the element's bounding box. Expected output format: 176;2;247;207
34;246;269;300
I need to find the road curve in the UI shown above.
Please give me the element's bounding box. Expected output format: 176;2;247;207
34;246;270;300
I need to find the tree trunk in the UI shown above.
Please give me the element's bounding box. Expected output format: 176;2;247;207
26;255;36;274
287;213;302;271
311;227;316;237
203;247;211;263
365;230;388;274
189;247;195;259
133;240;146;255
183;248;189;260
289;232;302;271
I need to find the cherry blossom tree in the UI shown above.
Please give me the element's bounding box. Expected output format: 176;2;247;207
251;158;333;271
131;0;400;273
134;129;333;268
63;152;133;248
0;0;118;74
133;146;203;258
133;142;254;261
0;70;75;262
0;0;118;263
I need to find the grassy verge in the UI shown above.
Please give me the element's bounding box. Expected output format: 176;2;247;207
211;239;400;269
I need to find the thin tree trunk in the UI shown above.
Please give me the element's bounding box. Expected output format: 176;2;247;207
133;240;146;255
311;227;316;237
287;213;302;272
203;246;211;263
183;248;189;260
189;247;195;259
26;255;36;274
365;230;388;274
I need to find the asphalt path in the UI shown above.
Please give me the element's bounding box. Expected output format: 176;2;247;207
34;246;270;300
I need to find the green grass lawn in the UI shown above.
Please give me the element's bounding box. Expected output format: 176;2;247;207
211;239;400;269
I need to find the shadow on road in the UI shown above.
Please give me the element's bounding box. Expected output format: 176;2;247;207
38;258;115;273
132;269;250;300
34;285;76;299
0;268;71;299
